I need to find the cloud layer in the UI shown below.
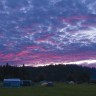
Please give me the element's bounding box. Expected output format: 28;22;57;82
0;0;96;66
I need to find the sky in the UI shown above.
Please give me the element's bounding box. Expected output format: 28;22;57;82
0;0;96;66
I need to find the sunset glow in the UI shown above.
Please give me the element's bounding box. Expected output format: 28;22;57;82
0;0;96;67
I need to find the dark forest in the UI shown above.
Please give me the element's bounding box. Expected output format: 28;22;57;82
0;63;96;83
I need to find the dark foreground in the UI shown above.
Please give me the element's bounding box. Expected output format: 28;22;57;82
0;83;96;96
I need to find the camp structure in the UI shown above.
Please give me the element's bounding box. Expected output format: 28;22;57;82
41;82;48;86
89;76;96;84
46;82;54;87
41;81;54;87
21;80;32;86
68;81;75;84
3;78;21;87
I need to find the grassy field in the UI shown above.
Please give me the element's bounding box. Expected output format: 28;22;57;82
0;83;96;96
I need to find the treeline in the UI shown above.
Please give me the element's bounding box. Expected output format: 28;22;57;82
0;63;96;82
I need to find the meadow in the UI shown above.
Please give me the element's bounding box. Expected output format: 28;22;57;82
0;83;96;96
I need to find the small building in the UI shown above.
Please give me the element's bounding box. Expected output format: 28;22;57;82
89;77;96;84
21;80;32;86
3;78;21;87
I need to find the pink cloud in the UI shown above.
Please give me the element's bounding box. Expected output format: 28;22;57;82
0;48;96;66
58;15;95;25
26;45;46;51
16;50;29;57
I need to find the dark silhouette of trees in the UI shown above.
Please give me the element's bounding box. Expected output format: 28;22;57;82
0;64;93;82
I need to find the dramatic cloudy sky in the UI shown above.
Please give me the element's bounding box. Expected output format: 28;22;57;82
0;0;96;66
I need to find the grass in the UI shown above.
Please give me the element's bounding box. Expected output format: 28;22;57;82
0;83;96;96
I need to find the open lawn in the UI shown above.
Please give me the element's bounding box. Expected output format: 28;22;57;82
0;83;96;96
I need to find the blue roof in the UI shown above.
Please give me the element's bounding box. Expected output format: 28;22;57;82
4;79;21;82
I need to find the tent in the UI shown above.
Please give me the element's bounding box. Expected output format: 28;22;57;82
41;81;54;87
68;81;75;84
41;82;48;86
3;78;21;87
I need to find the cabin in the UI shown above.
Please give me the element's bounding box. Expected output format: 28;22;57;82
3;78;21;87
